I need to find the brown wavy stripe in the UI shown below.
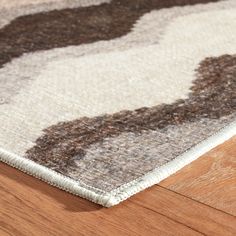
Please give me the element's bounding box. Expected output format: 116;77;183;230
26;55;236;172
0;0;220;68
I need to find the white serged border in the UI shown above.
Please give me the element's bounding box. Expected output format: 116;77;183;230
0;120;235;207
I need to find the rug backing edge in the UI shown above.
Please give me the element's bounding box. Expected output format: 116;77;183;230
0;120;235;207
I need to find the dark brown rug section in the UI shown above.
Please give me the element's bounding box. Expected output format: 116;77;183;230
0;0;220;68
26;54;236;172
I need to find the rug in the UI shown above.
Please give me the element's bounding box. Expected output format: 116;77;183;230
0;0;235;207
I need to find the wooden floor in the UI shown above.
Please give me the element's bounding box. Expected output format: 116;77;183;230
0;137;236;236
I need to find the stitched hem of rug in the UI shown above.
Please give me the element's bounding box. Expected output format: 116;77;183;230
0;120;235;207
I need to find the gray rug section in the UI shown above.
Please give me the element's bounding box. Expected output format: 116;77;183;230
66;114;235;192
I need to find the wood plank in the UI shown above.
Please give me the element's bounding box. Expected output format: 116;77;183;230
0;163;201;236
160;136;236;215
131;185;236;236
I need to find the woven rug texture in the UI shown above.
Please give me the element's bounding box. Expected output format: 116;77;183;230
0;0;235;206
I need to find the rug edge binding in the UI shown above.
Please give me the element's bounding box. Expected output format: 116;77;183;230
0;120;235;207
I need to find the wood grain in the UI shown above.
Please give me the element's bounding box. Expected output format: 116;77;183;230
131;186;236;236
160;136;236;215
0;163;201;236
1;137;236;235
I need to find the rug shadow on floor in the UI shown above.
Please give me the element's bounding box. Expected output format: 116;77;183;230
1;162;105;212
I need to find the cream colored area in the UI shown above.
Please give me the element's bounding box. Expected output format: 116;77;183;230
0;8;236;155
41;49;192;112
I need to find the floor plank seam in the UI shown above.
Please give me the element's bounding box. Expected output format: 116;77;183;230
158;185;236;217
131;200;206;235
